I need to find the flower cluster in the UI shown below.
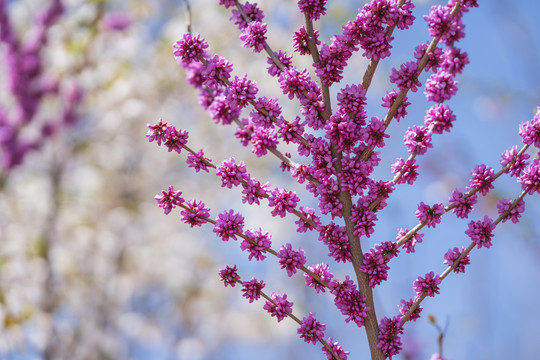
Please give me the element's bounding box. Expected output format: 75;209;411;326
443;247;470;273
377;316;404;359
213;210;245;241
263;292;293;322
147;1;540;359
415;202;445;228
413;272;441;297
465;215;495;249
241;278;265;303
297;312;326;344
277;243;307;277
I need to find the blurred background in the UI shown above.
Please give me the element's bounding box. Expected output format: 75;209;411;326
0;0;539;359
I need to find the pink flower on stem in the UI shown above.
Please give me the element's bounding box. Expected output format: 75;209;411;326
240;21;267;53
277;243;307;277
470;164;495;196
305;263;333;293
180;200;211;227
263;292;293;322
465;215;495;249
415;202;445;228
413;271;441;297
155;185;184;215
241;228;272;261
443;247;471;273
241;278;265;303
213;210;244;241
497;198;525;224
219;265;240;287
297;312;326;344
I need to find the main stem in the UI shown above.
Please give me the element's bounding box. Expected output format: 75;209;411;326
304;13;384;360
332;149;384;360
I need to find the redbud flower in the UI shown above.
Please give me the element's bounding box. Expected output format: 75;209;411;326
279;67;311;100
322;337;349;360
219;265;240;287
519;110;540;147
241;177;270;205
381;90;410;121
443;247;471;273
424;5;465;46
225;74;258;108
305;263;333;293
155;185;184;215
216;157;250;189
295;206;320;233
218;0;235;8
241;278;265;303
448;187;477;219
241;228;272;261
362;0;399;27
297;312;326;344
377;316;404;359
337;84;367;119
361;242;399;288
396;0;415;30
470;164;495;196
263;292;293;322
186;148;211;173
325;112;360;153
202;55;233;90
180;199;211;227
231;2;264;30
318;223;352;263
398;298;422;322
351;204;378;238
277;243;307;277
162;126;189;154
268;187;300;217
298;0;328;21
146;119;168;145
424;71;458;103
390;61;421;92
415;202;445;228
359;26;393;61
252;96;282;128
240;21;267;53
251;127;278;157
404;125;433;155
392;158;419;185
396;228;424;253
267;50;292;77
518;158;540;195
497;198;525;224
293;26;320;55
314;39;351;85
465;215;495;249
440;47;469;75
364;116;389;148
424;103;455;134
329;278;369;327
173;33;208;65
500;145;530;177
213;210;245;241
413;272;441;297
414;42;443;73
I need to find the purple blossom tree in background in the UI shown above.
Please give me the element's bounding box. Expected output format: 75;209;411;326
0;0;82;174
149;1;540;359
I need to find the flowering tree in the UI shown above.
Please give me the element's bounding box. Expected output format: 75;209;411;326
148;1;540;359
